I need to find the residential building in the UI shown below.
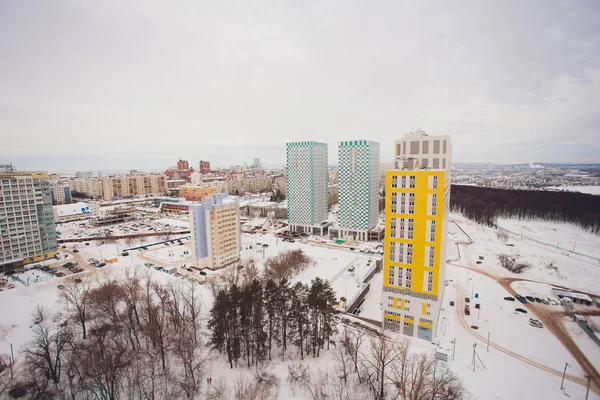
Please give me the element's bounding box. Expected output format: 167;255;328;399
69;178;103;199
336;140;380;241
177;159;190;171
50;182;72;205
75;171;96;179
383;130;452;342
189;193;241;269
0;170;58;269
199;160;211;174
53;202;100;223
166;179;188;195
272;175;287;197
286;141;329;235
100;174;166;200
179;184;216;201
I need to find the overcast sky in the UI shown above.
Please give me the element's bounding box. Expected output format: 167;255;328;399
1;1;599;172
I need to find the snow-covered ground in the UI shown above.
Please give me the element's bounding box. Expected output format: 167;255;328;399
563;317;600;373
451;213;600;294
545;186;600;195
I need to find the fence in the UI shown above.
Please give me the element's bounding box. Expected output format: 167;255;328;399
496;225;600;264
330;256;360;284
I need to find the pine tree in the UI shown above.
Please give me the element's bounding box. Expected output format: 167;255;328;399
207;290;228;354
320;279;339;351
290;282;309;360
228;284;242;368
277;279;292;359
264;279;279;361
250;279;267;364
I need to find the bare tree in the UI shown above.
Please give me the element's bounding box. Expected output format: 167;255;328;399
361;334;401;400
61;277;92;339
160;229;174;242
341;326;366;383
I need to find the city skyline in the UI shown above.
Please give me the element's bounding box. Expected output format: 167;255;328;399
1;1;599;170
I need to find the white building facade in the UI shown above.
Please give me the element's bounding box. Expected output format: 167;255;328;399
189;193;241;269
336;140;380;241
286;141;329;235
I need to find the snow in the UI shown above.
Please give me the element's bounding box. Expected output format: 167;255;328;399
452;214;600;294
563;317;600;372
545;186;600;195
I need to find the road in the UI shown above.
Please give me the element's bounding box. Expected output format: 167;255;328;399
451;228;600;393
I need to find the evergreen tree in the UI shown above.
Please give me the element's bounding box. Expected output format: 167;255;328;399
250;280;267;364
264;279;279;361
277;279;292;359
228;284;242;368
290;282;309;360
207;290;228;354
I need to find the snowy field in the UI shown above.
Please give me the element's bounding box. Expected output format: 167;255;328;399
451;213;600;294
563;317;600;373
545;186;600;195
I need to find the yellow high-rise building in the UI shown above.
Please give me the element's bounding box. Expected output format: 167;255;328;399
383;130;451;342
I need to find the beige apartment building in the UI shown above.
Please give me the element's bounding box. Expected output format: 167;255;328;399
69;179;103;199
101;175;166;200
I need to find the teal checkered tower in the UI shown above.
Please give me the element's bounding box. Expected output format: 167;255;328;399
338;140;380;231
286;141;328;227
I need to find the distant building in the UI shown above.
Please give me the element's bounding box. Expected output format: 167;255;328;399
286;141;329;235
160;200;192;215
190;193;241;269
166;179;188;195
69;178;103;199
383;130;452;342
0;170;57;269
53;202;100;223
179;184;216;201
177;159;190;171
199;160;211;174
89;206;136;227
335;140;380;241
50;182;72;205
75;171;94;179
100;174;166;200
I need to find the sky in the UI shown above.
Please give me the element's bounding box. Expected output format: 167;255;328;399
1;1;599;172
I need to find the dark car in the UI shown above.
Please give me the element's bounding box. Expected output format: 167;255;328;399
464;297;470;303
63;262;74;268
95;262;106;268
142;247;149;251
515;308;527;313
504;296;516;301
56;272;66;277
121;252;130;256
517;295;527;303
534;297;542;303
525;296;535;302
72;249;79;253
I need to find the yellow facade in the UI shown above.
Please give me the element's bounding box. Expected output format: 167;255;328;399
180;185;216;201
383;170;445;295
382;169;447;340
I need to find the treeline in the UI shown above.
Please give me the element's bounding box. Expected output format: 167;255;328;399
208;277;338;368
14;270;208;399
450;185;600;234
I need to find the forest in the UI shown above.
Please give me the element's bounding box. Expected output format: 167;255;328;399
450;185;600;234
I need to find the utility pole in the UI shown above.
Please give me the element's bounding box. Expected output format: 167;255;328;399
585;376;591;399
451;338;456;360
560;362;568;389
9;343;14;381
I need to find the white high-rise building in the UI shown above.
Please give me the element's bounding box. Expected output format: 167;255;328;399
0;170;58;269
335;140;380;241
286;141;329;235
189;193;241;270
383;130;452;342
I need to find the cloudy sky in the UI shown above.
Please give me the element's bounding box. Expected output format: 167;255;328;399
1;1;599;171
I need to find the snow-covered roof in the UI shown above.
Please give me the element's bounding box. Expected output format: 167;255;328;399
54;202;93;216
569;292;593;302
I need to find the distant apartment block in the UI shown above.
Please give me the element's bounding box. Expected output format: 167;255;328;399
190;193;241;269
199;160;211;174
286;141;329;235
226;175;272;195
100;174;166;200
177;159;190;171
75;171;96;179
0;170;58;269
334;140;380;241
69;178;103;199
50;182;72;205
179;184;216;201
383;130;452;342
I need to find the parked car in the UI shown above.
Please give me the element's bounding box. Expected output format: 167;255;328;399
464;297;470;303
95;263;106;268
464;305;470;315
7;284;15;289
515;308;527;313
56;272;66;277
525;296;535;302
504;296;516;301
57;285;65;289
142;247;148;251
72;249;79;253
449;301;455;306
529;318;543;328
542;299;550;305
63;262;74;268
121;252;129;256
262;244;269;248
534;297;542;303
517;295;527;303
